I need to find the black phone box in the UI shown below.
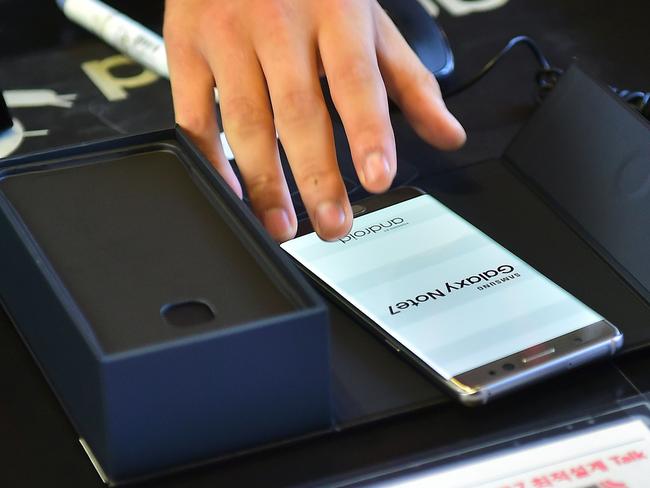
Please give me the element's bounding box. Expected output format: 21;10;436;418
504;65;650;306
501;64;650;350
420;64;650;354
0;128;332;482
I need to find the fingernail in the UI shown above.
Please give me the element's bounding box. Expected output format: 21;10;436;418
263;207;292;241
315;200;345;237
362;152;390;186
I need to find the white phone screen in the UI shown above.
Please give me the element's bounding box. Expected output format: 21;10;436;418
281;194;602;379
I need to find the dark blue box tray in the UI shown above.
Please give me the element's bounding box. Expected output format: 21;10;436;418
0;128;331;482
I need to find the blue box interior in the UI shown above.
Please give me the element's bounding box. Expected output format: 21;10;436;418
0;129;332;482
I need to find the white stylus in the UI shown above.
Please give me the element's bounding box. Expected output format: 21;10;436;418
57;0;169;78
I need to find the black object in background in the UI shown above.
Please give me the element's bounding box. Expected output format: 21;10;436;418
411;66;650;355
378;0;454;83
506;65;650;305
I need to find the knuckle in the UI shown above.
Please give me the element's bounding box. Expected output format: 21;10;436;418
416;68;441;95
335;59;376;89
207;6;238;35
342;110;392;153
397;68;440;107
220;96;272;136
184;3;238;42
326;0;358;15
245;172;281;200
176;113;213;138
351;124;390;152
250;1;295;47
163;21;193;52
274;89;324;128
163;4;200;43
260;1;295;28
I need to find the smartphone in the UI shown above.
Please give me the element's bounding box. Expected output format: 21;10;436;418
281;187;623;405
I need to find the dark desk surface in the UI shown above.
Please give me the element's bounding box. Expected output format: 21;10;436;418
1;0;650;486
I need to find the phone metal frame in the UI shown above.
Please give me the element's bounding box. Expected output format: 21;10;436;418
289;187;623;406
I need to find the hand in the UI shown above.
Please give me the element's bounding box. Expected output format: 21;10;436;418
164;0;466;241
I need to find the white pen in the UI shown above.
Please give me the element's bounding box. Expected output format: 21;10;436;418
56;0;233;158
57;0;169;78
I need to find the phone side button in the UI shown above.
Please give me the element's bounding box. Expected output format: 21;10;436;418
385;339;401;353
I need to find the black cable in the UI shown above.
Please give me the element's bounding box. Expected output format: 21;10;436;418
445;35;555;98
444;35;650;119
